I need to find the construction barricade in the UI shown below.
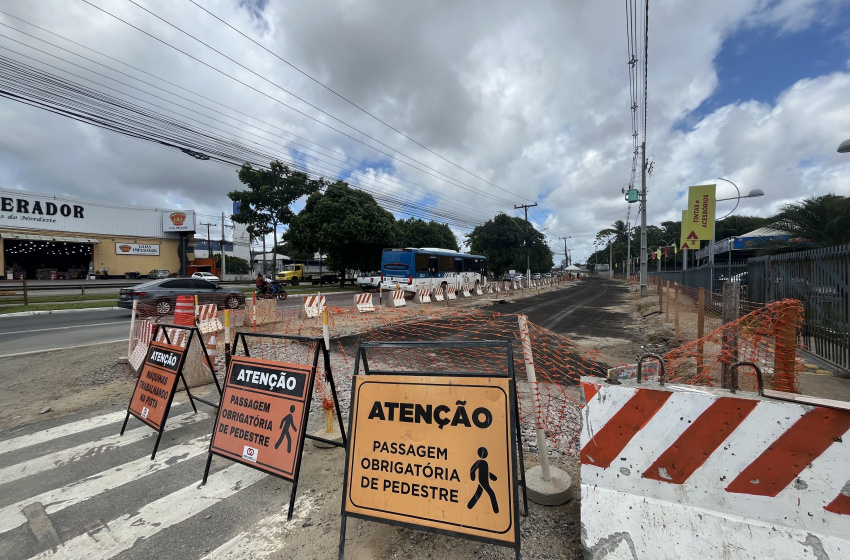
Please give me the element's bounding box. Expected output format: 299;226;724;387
580;375;850;559
173;295;195;326
433;285;445;302
475;283;484;296
447;285;457;300
391;289;406;307
128;319;155;371
303;295;326;318
354;292;376;313
461;283;471;297
415;287;431;304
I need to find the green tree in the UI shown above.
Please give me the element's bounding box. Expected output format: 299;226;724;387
466;214;553;277
394;218;459;251
213;254;249;275
775;194;850;247
286;181;396;283
229;160;325;275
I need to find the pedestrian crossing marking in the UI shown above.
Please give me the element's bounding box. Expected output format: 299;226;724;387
0;411;206;486
0;435;209;534
26;464;268;560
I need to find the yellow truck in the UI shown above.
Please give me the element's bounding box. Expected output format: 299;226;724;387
275;261;356;286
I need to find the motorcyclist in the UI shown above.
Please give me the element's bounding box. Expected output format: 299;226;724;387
256;273;269;295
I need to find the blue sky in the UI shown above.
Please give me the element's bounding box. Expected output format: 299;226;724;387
679;4;850;131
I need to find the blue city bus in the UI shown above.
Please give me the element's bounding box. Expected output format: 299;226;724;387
380;247;487;293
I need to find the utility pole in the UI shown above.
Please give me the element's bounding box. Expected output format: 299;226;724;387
220;213;233;279
640;141;648;296
609;240;613;278
200;222;216;258
625;205;632;278
559;236;571;267
514;203;537;284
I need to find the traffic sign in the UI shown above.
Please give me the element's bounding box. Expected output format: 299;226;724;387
683;184;716;241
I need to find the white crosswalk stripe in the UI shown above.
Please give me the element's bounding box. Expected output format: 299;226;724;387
198;496;316;560
27;464;268;560
0;411;207;485
0;401;332;560
0;403;184;457
0;435;209;534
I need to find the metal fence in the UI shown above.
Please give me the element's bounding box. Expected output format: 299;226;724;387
749;245;849;369
648;262;749;296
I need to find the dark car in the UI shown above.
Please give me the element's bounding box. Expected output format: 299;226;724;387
117;278;245;314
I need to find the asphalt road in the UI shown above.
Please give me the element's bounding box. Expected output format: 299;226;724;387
0;291;360;356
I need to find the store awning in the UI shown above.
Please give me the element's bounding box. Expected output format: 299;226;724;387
0;233;101;243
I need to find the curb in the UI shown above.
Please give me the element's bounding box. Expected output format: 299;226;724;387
0;307;124;318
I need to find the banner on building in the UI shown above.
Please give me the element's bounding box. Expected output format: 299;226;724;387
115;243;160;255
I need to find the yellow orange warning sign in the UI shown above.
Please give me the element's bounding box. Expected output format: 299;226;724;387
343;374;517;544
683;184;716;242
679;210;696;250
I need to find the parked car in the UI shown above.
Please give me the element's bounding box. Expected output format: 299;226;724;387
191;271;220;282
147;269;170;279
357;271;382;291
117;278;245;314
543;273;553;278
532;273;542;280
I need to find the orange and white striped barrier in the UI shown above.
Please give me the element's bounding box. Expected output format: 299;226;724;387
155;327;188;348
461;284;471;297
173;295;195;326
391;289;406;308
354;292;376;313
204;333;217;364
195;304;222;334
494;283;501;293
433;286;445;302
580;377;850;559
475;283;484;296
416;287;431;304
303;295;326;318
486;283;493;294
446;285;457;300
128;319;155;371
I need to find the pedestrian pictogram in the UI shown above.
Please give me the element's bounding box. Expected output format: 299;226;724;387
202;333;345;521
339;340;524;559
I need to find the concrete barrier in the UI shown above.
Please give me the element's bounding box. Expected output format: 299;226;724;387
354;293;375;313
195;304;222;334
303;295;326;318
461;283;471;297
446;285;457;300
580;377;850;559
391;289;406;307
415;287;431;304
433;285;445;302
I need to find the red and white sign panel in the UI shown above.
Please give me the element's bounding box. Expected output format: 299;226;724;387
209;356;313;479
127;341;185;431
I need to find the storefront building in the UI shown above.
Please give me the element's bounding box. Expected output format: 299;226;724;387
0;189;195;280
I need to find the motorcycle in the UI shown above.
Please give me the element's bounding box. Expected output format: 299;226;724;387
257;281;288;301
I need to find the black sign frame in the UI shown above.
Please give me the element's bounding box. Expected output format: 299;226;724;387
201;332;346;521
338;340;525;560
120;323;222;459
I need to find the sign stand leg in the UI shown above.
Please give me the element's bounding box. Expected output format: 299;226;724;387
179;372;198;413
194;327;223;396
286;483;298;521
514;400;529;516
201;453;214;486
324;344;348;447
150;426;166;460
119;410;131;435
338;516;347;560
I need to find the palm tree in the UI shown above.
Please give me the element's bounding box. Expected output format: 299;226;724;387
776;194;850;247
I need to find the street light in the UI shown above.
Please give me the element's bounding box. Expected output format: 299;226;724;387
709;178;765;293
838;139;850;153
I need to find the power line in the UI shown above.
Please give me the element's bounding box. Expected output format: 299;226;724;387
184;0;535;203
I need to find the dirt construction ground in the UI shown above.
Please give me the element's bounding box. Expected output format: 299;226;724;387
0;279;651;559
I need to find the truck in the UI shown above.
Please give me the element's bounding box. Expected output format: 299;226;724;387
275;260;356;286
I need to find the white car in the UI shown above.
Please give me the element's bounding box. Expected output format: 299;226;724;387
357;271;382;291
192;271;220;282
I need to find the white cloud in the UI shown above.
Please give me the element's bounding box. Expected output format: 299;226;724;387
0;0;847;262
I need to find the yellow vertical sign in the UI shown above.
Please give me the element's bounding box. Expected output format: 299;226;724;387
683;184;715;242
343;374;516;544
679;210;695;250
